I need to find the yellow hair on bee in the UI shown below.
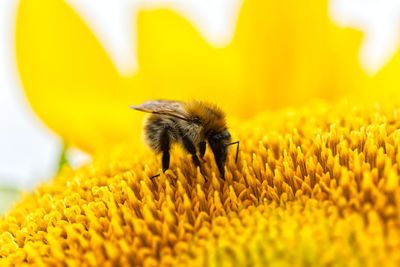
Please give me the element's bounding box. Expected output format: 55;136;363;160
183;100;227;133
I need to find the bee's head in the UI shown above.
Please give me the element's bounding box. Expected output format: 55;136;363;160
208;129;231;178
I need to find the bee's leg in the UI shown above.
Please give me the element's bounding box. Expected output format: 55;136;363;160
198;141;206;159
160;128;171;172
162;152;170;173
182;136;201;169
182;136;208;182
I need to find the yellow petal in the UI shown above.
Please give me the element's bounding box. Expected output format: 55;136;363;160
371;49;400;102
16;0;371;152
136;9;241;111
16;0;145;152
137;1;369;114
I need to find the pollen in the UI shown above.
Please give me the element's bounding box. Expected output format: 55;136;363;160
2;101;400;265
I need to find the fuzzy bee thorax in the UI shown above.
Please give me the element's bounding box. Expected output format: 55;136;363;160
183;100;227;135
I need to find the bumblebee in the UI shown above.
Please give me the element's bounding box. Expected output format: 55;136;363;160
130;100;239;179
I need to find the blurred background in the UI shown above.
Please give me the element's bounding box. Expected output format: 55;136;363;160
1;0;399;213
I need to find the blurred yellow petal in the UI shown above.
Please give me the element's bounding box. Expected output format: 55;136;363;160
16;0;371;151
371;49;400;102
232;0;369;107
137;1;369;114
16;0;145;152
136;9;241;107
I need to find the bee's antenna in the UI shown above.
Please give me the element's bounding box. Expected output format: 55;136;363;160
150;174;160;180
226;141;240;163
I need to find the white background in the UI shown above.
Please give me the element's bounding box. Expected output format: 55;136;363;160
1;0;399;189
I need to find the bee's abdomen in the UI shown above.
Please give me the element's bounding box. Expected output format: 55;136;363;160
143;115;180;153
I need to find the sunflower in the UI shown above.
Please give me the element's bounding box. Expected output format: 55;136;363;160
2;101;400;265
3;0;400;265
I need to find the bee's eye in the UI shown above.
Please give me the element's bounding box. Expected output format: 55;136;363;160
210;129;231;143
191;116;201;124
222;129;231;139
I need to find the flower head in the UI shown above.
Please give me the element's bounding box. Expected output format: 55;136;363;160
9;0;400;265
2;101;400;265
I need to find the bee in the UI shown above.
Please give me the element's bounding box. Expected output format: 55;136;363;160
130;100;239;179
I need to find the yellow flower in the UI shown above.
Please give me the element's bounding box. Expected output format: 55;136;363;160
11;1;400;265
2;101;400;265
16;0;400;152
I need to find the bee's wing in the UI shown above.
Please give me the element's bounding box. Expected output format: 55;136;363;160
130;100;192;121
